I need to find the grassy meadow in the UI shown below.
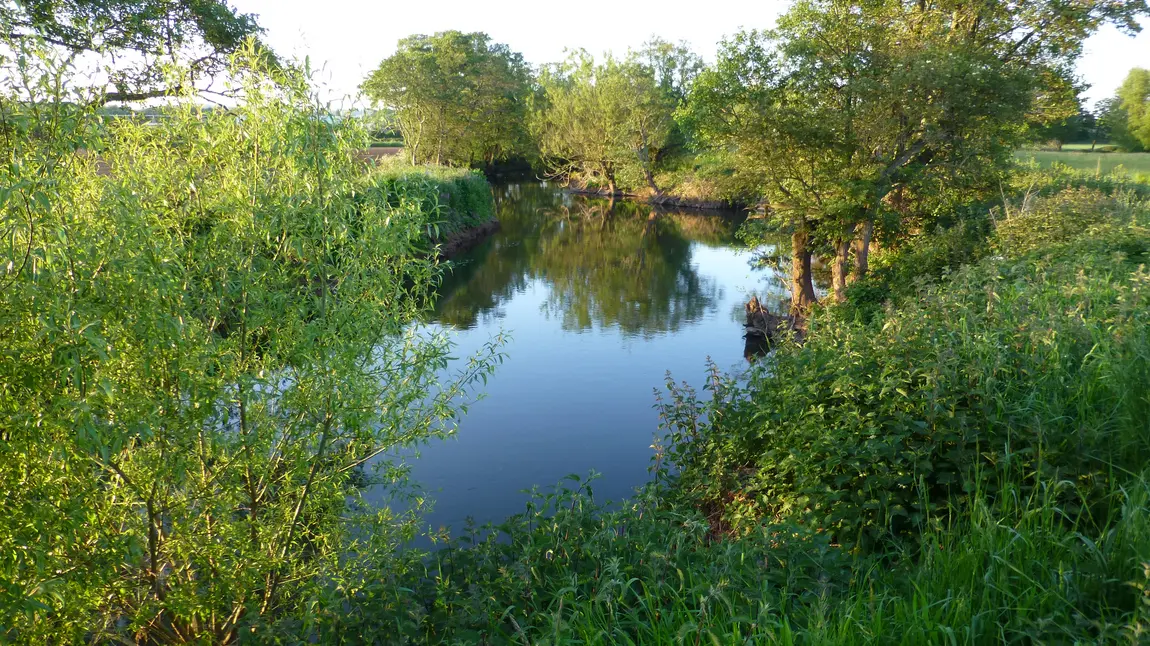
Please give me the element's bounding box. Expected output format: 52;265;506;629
1015;149;1150;176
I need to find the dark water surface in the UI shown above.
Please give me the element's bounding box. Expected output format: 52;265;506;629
396;183;784;532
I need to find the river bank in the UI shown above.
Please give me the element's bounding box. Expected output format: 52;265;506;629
563;183;747;211
358;168;1150;643
361;163;501;259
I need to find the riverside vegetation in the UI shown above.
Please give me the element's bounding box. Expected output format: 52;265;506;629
4;0;1150;643
0;45;503;642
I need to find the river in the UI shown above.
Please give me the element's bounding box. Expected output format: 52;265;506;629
386;182;787;534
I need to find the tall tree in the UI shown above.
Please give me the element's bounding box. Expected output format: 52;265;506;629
637;37;704;105
688;0;1147;313
1116;67;1150;150
532;51;675;195
362;31;533;166
0;0;265;102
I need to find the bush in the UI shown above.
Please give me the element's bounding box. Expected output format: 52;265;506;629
660;190;1150;549
993;186;1150;258
360;163;495;241
0;47;500;642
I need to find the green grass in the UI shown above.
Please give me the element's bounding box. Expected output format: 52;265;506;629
371;138;405;147
1060;142;1116;152
1015;149;1150;175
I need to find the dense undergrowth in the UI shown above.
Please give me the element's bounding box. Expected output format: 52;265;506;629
332;168;1150;644
0;50;502;643
361;163;495;242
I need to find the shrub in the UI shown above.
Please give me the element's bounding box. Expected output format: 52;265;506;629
0;46;500;642
660;194;1150;549
360;162;495;240
993;186;1150;258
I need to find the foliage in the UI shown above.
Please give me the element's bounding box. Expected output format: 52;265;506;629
635;37;704;106
361;32;533;167
360;162;495;241
531;50;678;194
660;187;1150;550
323;469;1150;643
1025;102;1100;146
0;45;500;642
686;0;1146;309
0;0;268;102
1117;68;1150;151
993;186;1150;257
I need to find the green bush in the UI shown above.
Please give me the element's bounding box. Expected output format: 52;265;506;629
660;191;1150;549
993;186;1150;258
360;163;495;241
0;47;500;643
838;214;991;323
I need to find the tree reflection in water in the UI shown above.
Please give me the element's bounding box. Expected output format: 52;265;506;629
432;183;746;336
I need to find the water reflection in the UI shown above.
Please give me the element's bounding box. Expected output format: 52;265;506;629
433;184;745;336
394;183;783;534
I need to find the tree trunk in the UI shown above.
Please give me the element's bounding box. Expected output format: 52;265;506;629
790;229;817;317
851;218;874;282
606;174;617;196
644;166;661;196
831;237;851;303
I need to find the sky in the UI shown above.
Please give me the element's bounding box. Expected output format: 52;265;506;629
230;0;1149;109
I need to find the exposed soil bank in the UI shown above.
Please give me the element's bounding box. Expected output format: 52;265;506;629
438;218;501;259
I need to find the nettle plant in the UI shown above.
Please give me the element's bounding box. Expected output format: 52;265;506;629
0;43;500;642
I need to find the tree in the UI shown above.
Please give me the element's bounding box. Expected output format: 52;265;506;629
0;0;266;102
532;51;675;195
362;31;533;166
637;37;704;106
687;0;1147;313
0;47;499;641
1116;67;1150;150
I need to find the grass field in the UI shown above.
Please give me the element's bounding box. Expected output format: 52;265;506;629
1016;149;1150;175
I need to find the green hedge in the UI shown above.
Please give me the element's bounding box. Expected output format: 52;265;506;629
356;164;495;242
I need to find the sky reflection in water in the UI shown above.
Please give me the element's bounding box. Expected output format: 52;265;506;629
376;183;787;533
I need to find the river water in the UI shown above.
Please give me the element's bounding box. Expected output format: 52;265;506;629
395;183;786;533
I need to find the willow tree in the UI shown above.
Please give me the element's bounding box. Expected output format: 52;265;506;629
362;31;533;166
0;0;266;102
0;46;499;641
532;51;675;195
688;0;1146;312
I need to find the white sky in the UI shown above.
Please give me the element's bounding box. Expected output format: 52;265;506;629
231;0;1149;109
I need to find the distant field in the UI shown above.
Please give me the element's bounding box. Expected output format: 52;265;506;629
1059;143;1117;152
370;139;404;148
1015;150;1150;175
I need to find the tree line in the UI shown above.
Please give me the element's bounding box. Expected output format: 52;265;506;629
362;0;1147;316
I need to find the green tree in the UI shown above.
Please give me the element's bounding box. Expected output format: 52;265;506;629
533;51;675;195
0;0;266;102
1116;67;1150;150
0;45;498;641
637;37;704;106
362;31;533;166
687;0;1146;312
